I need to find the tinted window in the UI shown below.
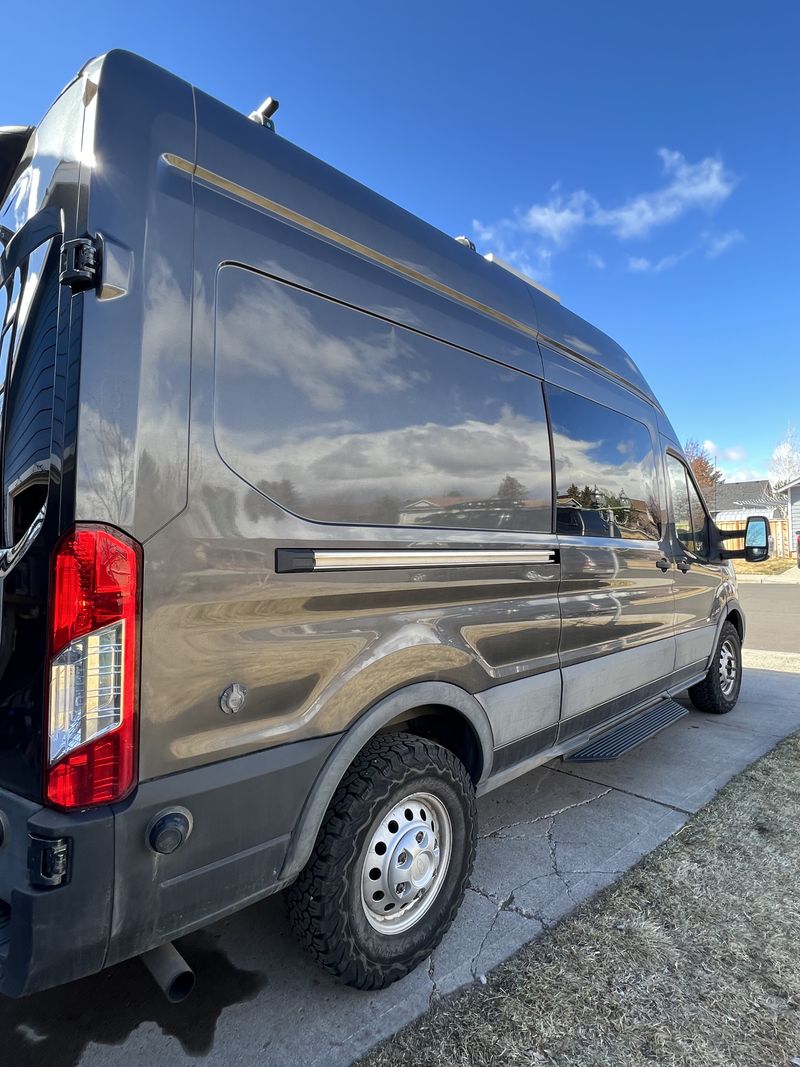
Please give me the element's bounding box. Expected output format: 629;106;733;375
214;267;553;531
666;455;709;557
547;386;661;540
687;476;710;558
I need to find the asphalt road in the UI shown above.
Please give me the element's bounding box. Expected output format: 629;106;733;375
2;582;799;1067
739;583;800;654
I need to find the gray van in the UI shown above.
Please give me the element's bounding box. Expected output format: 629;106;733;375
0;51;770;1000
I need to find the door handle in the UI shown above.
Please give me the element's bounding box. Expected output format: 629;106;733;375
677;559;691;573
656;557;670;572
0;503;46;579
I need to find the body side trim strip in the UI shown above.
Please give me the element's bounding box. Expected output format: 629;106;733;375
276;548;558;573
163;153;538;339
162;152;655;406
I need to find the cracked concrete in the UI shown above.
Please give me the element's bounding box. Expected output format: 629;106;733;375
4;651;799;1067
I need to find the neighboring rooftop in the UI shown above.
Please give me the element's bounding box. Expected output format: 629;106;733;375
709;479;787;517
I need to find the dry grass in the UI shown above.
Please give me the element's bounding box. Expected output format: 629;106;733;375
734;557;796;576
361;736;800;1067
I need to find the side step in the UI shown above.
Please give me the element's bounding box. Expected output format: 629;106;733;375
564;699;689;762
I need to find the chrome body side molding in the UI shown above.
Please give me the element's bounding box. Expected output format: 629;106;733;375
275;548;559;573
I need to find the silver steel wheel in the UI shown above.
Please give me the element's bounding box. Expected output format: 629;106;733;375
360;791;452;935
719;637;739;698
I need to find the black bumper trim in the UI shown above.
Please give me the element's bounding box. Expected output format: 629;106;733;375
0;732;338;997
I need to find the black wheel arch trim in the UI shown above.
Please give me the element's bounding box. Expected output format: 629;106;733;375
705;597;744;671
278;681;494;885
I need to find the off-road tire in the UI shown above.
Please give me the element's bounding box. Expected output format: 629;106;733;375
687;620;742;714
286;732;476;989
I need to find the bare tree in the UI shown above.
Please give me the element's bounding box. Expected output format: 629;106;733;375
769;424;800;488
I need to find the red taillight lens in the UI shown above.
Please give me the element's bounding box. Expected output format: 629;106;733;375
45;526;141;810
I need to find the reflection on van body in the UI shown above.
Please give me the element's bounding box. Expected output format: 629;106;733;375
214;267;552;531
0;51;761;1001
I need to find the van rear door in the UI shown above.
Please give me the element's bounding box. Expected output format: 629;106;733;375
0;81;87;800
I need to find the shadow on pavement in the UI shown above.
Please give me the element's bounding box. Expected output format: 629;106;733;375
2;931;267;1067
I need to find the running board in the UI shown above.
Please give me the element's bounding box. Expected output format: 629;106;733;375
564;700;689;762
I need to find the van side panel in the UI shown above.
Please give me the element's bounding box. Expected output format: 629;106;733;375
542;347;678;737
133;128;563;780
531;290;658;405
191;89;544;377
75;51;195;541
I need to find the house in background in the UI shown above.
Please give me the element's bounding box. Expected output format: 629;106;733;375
708;479;787;524
709;478;790;555
777;476;800;552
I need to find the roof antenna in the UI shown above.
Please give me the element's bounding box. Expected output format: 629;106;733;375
249;96;280;132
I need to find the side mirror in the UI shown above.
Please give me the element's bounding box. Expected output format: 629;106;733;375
715;515;771;562
744;515;770;562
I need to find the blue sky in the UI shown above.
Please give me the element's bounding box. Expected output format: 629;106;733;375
7;1;798;482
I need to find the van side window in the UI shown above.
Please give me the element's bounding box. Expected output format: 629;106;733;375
686;477;710;558
546;386;661;540
666;454;709;558
214;266;553;531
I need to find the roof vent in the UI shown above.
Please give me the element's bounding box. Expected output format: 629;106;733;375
483;252;560;303
249;96;280;131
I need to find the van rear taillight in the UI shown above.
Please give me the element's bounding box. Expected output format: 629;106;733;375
45;526;141;810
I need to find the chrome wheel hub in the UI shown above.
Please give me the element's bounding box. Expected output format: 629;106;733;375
719;638;738;698
360;791;452;935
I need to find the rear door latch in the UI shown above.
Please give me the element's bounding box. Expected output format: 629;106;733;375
59;236;100;292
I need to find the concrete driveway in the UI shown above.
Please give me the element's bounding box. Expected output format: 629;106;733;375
4;583;799;1067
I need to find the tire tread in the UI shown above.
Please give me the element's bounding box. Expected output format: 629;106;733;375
688;620;742;714
286;732;476;990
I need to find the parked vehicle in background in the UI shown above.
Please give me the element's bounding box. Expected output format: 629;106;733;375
0;51;771;1001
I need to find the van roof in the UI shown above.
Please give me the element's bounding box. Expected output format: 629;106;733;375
88;50;659;409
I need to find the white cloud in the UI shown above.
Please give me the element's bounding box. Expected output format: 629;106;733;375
472;219;554;280
627;250;690;273
722;446;745;462
471;148;738;277
719;466;767;483
520;190;596;244
594;149;736;239
704;229;744;258
701;442;746;463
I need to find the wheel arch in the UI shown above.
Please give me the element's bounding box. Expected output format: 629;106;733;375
278;682;494;885
725;605;744;642
703;596;745;673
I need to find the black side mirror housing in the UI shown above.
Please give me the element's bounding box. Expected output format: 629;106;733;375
744;515;770;562
713;515;771;563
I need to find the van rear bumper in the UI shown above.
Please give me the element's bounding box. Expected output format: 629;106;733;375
0;791;114;997
0;734;337;997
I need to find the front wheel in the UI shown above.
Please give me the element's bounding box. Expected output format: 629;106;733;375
687;621;742;714
286;732;476;990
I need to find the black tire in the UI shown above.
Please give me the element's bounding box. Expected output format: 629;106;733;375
687;621;742;714
286;732;476;990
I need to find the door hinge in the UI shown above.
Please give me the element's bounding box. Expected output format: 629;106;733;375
59;235;100;292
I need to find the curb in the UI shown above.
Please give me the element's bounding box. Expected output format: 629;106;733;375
736;570;800;585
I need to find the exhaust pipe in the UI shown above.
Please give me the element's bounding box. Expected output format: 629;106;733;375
140;942;195;1002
